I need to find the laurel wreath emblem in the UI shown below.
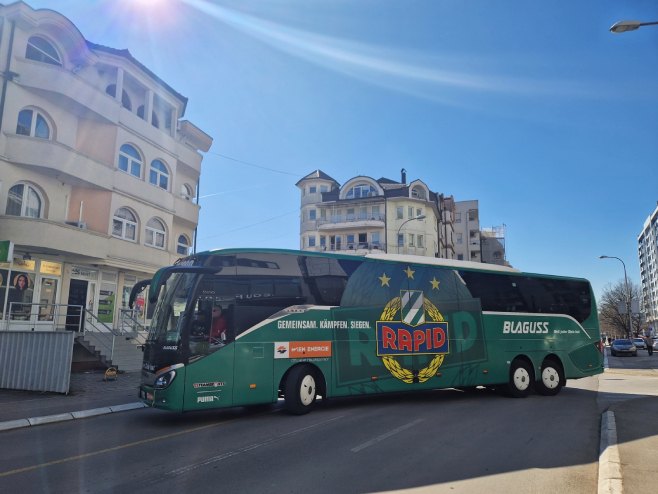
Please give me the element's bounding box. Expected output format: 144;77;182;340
380;297;446;383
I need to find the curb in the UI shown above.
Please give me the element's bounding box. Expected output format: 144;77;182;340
598;410;623;494
0;402;146;432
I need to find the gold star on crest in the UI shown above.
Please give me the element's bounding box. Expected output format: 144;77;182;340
404;266;415;279
379;273;391;287
430;277;440;290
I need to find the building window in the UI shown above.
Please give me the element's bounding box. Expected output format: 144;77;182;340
409;234;415;247
309;186;317;194
408;207;413;219
455;213;462;223
397;207;403;220
118;144;143;178
411;186;426;200
372;232;380;247
112;208;137;241
308;236;316;247
456;233;463;244
309;209;316;221
417;208;422;217
458;254;464;260
6;183;42;218
181;184;194;200
26;36;61;66
347;208;355;221
149;160;169;190
372;205;380;219
145;218;166;249
320;236;326;249
105;85;132;111
320;185;328;193
359;207;367;220
16;109;50;139
418;235;424;248
468;210;478;221
347;234;355;249
397;234;404;247
358;232;367;248
346;183;377;199
177;235;190;255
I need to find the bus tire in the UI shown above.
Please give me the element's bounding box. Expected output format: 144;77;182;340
284;365;318;415
506;359;533;398
536;358;564;396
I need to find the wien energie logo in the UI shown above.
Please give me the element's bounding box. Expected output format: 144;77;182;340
376;290;449;384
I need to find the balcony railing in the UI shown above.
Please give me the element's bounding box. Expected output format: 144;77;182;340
316;213;385;226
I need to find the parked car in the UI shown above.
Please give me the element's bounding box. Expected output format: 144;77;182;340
653;338;658;351
610;339;638;357
632;337;647;350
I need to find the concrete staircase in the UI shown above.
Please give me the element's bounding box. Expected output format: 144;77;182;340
77;330;146;372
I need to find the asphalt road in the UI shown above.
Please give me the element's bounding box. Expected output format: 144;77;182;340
0;381;602;494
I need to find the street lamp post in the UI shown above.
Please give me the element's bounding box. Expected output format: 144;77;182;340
599;255;633;338
397;215;426;254
610;20;658;33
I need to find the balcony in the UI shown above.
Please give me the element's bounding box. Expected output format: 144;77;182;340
317;214;385;231
5;134;113;188
306;242;385;254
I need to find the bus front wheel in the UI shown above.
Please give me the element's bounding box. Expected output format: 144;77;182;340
536;359;564;396
506;360;533;398
284;365;318;415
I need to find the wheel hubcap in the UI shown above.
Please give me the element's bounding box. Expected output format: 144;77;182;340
513;367;530;391
300;375;316;406
542;367;559;389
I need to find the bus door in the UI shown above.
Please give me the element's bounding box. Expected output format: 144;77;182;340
454;271;488;387
182;281;237;411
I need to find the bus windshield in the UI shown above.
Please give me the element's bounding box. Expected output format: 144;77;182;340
147;271;198;345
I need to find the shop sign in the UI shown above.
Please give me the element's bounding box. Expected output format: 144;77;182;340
0;241;13;263
71;266;98;280
40;261;62;276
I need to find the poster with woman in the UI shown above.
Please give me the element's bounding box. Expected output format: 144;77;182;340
7;271;33;318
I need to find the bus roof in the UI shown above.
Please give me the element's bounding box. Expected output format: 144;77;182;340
199;247;521;273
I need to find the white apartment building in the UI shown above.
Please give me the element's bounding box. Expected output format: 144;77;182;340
638;203;658;327
296;169;456;258
0;2;212;331
453;200;481;262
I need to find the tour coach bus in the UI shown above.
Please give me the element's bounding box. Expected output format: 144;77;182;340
138;248;603;414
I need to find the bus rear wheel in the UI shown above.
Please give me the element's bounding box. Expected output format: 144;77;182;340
506;360;533;398
284;365;318;415
536;359;564;396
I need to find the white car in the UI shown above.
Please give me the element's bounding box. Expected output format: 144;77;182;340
632;337;647;350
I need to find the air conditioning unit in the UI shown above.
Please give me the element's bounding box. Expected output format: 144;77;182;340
65;221;87;229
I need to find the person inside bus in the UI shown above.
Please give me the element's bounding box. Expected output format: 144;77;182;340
210;304;227;345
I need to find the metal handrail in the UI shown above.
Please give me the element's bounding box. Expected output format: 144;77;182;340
6;302;83;331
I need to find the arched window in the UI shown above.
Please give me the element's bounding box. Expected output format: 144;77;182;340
16;109;50;139
346;183;377;199
411;186;427;200
105;85;132;111
181;184;194;200
149;159;169;190
112;208;137;241
25;36;61;66
6;183;42;218
177;235;190;256
137;105;159;128
145;218;166;249
118;144;142;178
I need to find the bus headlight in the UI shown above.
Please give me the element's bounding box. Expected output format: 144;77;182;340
154;370;177;389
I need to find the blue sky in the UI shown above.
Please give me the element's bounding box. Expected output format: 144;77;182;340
27;0;658;300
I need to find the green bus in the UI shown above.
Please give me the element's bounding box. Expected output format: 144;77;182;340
137;248;603;414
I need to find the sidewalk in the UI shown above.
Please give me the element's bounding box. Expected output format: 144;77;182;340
0;370;145;431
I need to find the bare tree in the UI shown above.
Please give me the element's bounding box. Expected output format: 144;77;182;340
598;279;642;338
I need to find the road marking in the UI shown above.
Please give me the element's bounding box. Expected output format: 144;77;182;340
167;415;345;477
0;420;231;478
351;418;424;453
